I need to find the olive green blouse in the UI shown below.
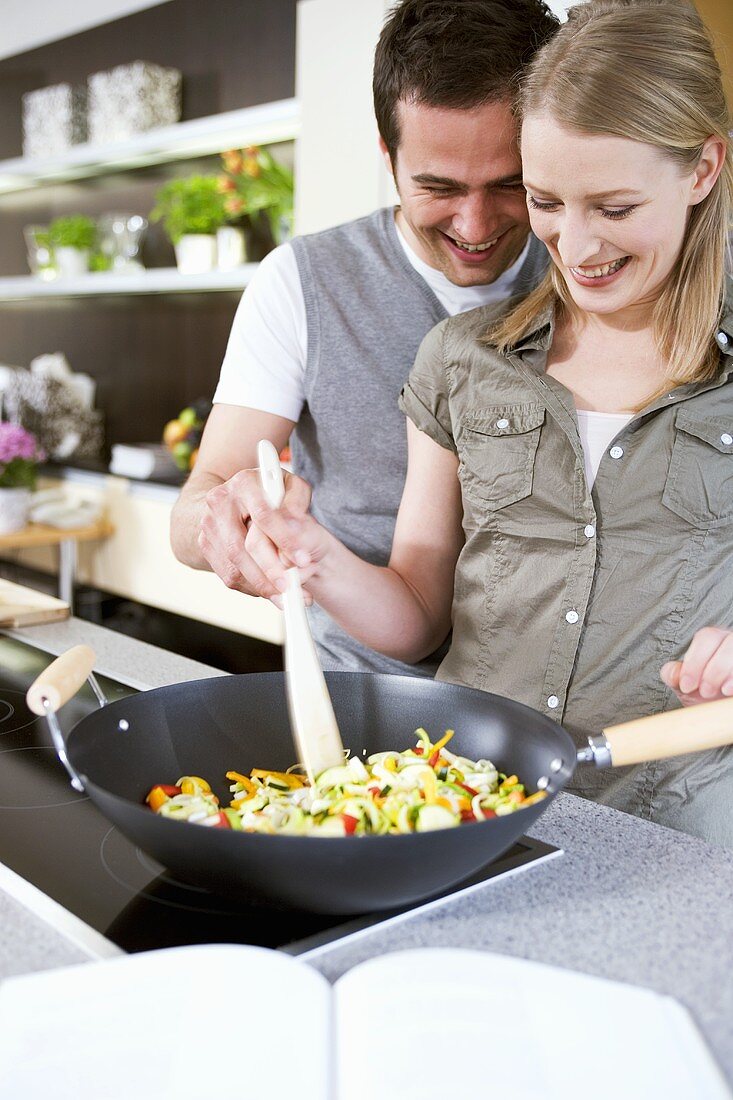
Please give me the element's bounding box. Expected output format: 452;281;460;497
399;281;733;836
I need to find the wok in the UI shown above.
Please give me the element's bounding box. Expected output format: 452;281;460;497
27;646;733;914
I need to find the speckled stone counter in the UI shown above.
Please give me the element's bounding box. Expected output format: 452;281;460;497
1;620;731;1083
3;617;226;689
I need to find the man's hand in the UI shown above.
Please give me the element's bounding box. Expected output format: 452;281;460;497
198;467;312;598
660;627;733;705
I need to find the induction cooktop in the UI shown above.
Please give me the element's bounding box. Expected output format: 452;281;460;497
0;635;560;961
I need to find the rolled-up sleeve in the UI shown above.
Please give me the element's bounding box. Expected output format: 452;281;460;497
398;319;456;453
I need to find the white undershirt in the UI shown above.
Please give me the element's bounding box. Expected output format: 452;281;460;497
213;219;531;422
577;410;633;488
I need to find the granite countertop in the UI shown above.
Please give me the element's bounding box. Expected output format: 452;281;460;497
1;619;732;1084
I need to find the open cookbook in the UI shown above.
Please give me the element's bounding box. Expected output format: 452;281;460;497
0;944;729;1100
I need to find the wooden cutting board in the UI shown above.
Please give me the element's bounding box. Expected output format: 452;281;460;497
0;580;69;626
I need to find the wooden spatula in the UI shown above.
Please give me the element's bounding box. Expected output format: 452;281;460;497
257;440;345;784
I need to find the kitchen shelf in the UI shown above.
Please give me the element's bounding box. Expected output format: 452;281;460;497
0;97;300;195
0;265;258;300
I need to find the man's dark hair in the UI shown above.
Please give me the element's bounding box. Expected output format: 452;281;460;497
373;0;560;162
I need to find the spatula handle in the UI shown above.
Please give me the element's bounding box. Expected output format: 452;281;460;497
603;696;733;766
258;439;285;508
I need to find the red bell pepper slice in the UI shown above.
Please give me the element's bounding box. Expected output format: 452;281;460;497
458;781;478;797
342;813;359;835
208;811;232;828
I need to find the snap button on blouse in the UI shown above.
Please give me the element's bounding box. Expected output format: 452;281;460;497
496;418;510;430
721;433;733;446
609;445;624;459
716;330;730;351
547;695;559;709
584;524;596;538
565;610;579;624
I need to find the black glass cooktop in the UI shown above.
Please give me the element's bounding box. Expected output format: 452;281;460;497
0;636;558;957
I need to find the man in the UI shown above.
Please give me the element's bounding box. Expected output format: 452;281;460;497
170;0;558;673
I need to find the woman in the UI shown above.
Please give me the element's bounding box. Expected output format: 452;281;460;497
248;0;733;843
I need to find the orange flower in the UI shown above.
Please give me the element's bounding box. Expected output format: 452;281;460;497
242;155;261;179
221;149;244;173
216;175;237;193
224;195;245;215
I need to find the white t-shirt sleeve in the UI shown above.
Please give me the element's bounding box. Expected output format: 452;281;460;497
213;242;307;422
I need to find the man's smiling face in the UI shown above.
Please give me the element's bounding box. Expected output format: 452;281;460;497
383;98;530;287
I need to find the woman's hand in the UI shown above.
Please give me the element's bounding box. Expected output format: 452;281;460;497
245;477;336;607
660;627;733;705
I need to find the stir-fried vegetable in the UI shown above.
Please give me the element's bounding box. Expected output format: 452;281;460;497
144;728;545;836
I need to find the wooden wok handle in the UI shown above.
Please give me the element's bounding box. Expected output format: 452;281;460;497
603;696;733;766
26;645;96;716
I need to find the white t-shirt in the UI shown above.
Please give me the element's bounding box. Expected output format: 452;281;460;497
213;221;532;422
577;409;633;488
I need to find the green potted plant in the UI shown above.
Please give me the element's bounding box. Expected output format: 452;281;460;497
0;423;45;534
150;176;226;274
216;145;294;267
47;215;97;278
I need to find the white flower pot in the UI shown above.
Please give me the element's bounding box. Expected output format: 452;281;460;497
0;488;31;534
174;234;217;275
54;247;90;278
216;226;246;270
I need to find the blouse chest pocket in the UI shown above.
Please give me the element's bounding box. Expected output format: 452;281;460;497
662;410;733;526
457;404;545;511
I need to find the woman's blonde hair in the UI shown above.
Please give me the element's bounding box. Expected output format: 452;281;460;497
489;0;733;388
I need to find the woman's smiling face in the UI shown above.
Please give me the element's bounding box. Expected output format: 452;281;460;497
521;113;700;320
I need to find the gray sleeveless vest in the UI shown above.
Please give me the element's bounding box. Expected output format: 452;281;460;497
291;206;548;674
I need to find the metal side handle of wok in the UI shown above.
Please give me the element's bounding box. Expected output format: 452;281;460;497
26;645;106;793
577;695;733;769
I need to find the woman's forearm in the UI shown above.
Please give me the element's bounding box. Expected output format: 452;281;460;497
305;533;450;663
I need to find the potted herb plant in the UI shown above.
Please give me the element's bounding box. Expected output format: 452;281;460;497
216;145;294;267
47;215;97;278
150;176;226;274
0;423;45;534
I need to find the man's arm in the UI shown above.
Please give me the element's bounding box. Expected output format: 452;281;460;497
170;240;308;597
170;403;299;597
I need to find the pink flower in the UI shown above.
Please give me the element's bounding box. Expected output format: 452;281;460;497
0;423;42;464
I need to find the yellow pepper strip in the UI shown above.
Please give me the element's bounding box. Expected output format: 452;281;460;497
384;758;397;772
250;769;305;789
179;776;212;795
500;775;519;789
436;797;454;812
146;786;170;813
226;771;258;796
432;729;455;754
421;768;438;804
522;791;548;806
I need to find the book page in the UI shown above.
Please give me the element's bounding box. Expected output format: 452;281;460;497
334;948;731;1100
0;943;332;1100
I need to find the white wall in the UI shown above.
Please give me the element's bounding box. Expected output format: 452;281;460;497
295;0;396;235
0;0;172;61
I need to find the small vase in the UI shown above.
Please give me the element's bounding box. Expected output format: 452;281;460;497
0;488;31;535
54;247;90;278
174;234;217;275
216;226;246;271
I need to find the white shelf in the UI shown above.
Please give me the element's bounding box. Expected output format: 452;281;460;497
0;98;300;195
0;266;257;300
